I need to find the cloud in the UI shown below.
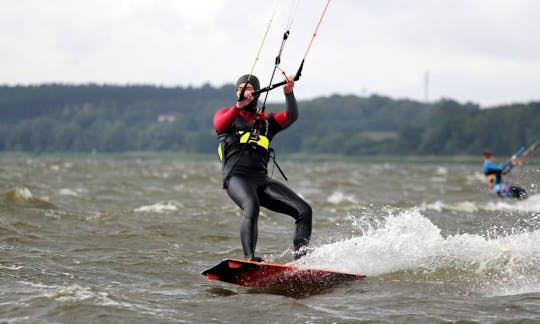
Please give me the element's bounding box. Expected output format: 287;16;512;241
0;0;539;106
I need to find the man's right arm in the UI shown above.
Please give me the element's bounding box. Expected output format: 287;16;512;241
501;159;513;174
213;105;239;132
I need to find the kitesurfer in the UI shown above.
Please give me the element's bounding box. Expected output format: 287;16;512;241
482;151;527;199
213;74;312;261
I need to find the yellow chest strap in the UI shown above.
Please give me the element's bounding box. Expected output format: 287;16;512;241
217;131;270;162
238;131;269;150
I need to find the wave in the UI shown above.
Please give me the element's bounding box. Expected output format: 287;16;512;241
484;193;540;212
10;282;175;319
133;201;183;213
44;284;115;304
1;187;57;209
298;209;540;295
419;194;540;214
59;188;80;197
327;191;357;205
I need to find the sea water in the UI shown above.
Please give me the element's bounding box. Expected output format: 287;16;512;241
1;156;539;323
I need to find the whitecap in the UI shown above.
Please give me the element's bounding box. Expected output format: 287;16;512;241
327;191;357;204
422;200;479;213
133;201;181;213
0;264;23;270
484;194;540;212
59;188;79;197
45;284;114;304
10;187;33;200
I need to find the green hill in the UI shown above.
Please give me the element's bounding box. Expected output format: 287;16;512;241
0;84;538;156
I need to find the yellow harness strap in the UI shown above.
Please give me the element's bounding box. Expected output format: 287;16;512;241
238;131;270;150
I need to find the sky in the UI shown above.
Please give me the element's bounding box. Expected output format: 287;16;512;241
1;0;539;107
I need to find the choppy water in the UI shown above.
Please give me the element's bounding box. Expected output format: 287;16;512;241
1;155;540;323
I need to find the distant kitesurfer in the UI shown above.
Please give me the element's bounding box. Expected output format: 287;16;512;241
213;74;312;261
482;151;527;199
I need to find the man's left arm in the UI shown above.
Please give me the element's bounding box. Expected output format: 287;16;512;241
273;76;298;130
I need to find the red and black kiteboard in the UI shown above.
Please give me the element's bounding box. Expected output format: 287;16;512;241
202;258;365;297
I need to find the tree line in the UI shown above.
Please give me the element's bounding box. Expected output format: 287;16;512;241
0;84;539;157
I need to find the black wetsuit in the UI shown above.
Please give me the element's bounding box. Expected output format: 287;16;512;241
213;92;312;260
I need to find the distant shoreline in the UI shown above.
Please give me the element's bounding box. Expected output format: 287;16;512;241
3;151;532;165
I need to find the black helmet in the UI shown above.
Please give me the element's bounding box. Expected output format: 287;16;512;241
236;74;260;111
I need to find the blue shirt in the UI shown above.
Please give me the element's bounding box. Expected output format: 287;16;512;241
482;159;512;193
482;160;511;178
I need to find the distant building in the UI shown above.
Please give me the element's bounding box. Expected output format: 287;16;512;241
157;113;178;123
82;102;94;112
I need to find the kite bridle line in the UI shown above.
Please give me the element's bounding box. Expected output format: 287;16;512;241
224;0;331;185
223;1;280;187
257;0;300;115
252;0;331;97
238;1;279;102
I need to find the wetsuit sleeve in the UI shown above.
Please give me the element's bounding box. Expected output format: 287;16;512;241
483;160;513;175
213;104;239;132
272;92;298;130
500;160;513;174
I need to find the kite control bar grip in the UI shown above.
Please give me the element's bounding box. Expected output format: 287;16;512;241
252;60;304;96
252;79;290;96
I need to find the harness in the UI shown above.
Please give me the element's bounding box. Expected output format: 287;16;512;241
217;117;287;187
486;173;500;188
217;130;270;162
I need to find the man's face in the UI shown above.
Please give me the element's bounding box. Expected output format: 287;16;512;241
236;83;255;98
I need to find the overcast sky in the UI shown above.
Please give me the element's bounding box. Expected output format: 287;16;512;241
1;0;539;107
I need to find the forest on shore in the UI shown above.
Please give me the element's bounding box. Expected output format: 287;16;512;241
1;84;539;157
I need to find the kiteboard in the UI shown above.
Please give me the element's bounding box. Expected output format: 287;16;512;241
202;258;365;297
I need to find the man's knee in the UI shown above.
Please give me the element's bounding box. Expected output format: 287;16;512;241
298;202;312;223
242;200;260;219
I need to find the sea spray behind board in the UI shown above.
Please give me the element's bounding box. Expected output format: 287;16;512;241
297;209;540;297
